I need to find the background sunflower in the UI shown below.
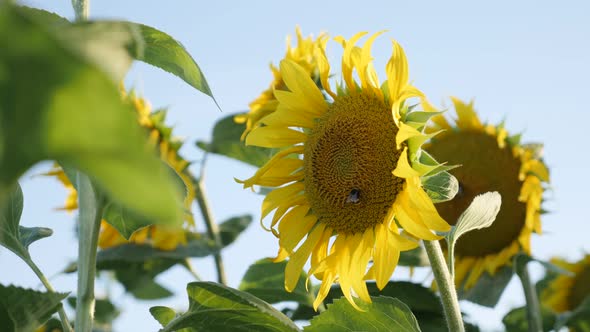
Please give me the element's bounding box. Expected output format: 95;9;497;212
426;97;550;290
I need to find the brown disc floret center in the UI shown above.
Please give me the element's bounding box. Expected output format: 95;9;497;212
427;132;525;257
303;94;404;234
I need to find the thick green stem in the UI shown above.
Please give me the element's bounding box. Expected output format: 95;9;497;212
27;259;73;332
424;240;464;332
516;263;543;332
195;175;227;285
71;0;89;21
75;173;102;332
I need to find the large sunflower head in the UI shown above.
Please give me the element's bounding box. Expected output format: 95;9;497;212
426;97;550;289
47;90;196;251
238;31;452;310
541;254;590;313
234;27;328;140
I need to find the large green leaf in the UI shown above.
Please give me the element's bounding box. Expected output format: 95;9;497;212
325;282;441;316
304;296;421;332
239;258;313;306
134;24;215;101
0;4;183;227
18;6;215;101
0;284;68;332
197;114;275;167
0;182;53;261
150;282;300;332
101;201;154;239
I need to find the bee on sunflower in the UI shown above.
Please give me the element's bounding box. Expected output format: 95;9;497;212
238;31;454;310
45;89;196;251
426;97;550;289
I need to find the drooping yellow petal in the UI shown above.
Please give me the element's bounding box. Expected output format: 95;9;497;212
261;182;304;219
373;223;401;289
285;223;326;291
236;145;304;189
276;206;318;257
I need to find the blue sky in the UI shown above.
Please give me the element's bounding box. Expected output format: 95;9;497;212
2;1;590;330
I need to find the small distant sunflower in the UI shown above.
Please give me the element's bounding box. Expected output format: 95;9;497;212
541;254;590;313
238;31;451;310
426;98;550;289
46;90;196;251
234;27;327;140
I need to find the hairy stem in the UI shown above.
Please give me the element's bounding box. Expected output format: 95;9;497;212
424;240;464;332
195;174;227;285
75;173;102;332
516;262;543;332
27;259;73;332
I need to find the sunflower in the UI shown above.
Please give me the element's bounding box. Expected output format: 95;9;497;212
234;27;327;140
541;254;590;313
238;31;452;310
46;90;196;251
426;98;550;289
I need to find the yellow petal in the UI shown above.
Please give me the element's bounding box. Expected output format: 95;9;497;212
315;42;336;99
261;182;304;219
280;59;327;112
285;223;327;291
337;32;368;91
373;223;401;289
396;122;422;150
392;148;420;178
277;205;318;255
451;97;482;130
246;127;306;148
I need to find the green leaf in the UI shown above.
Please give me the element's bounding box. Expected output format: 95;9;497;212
197;114;275;167
398;246;429;267
458;265;514;307
326;282;441;316
134;23;215;101
502;306;556;332
55;20;144;81
95;234;217;264
19;226;53;251
304;296;421;332
0;182;27;259
0;183;54;263
152;282;300;332
15;6;215;101
239;258;313;306
150;306;178;327
0;4;183;228
101;201;154;239
554;297;590;331
447;191;502;244
422;171;459;203
218;215;253;247
0;284;68;332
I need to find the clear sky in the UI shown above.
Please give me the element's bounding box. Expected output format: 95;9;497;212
2;0;590;331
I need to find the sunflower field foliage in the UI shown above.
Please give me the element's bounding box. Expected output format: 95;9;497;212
0;1;588;332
